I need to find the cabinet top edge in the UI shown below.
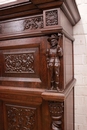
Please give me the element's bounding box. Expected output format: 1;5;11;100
0;0;80;25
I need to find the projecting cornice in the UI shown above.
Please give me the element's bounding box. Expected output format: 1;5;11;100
0;0;80;25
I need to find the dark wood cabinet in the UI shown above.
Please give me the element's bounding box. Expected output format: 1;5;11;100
0;0;80;130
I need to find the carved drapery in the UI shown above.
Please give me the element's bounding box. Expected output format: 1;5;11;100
46;33;63;92
6;105;36;130
49;101;64;130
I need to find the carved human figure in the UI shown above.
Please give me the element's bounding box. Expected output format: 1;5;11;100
46;34;63;91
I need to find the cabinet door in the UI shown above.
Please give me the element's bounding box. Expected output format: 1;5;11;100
3;102;42;130
0;36;49;89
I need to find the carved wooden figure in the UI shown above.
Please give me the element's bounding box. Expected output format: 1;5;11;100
0;0;80;130
46;34;63;92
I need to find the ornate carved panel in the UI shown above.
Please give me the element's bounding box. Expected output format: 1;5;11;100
5;104;37;130
4;53;34;73
44;9;59;28
3;48;39;76
46;10;58;26
49;101;64;130
24;16;43;30
0;15;43;36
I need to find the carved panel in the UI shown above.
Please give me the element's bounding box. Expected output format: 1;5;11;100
0;15;43;37
4;53;34;73
45;9;58;26
49;101;64;130
23;16;43;30
6;104;36;130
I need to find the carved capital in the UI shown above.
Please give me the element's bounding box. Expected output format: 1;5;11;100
49;101;64;130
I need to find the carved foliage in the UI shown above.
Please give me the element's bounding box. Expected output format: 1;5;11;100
6;105;36;130
24;16;43;30
49;101;64;130
4;53;35;73
46;10;58;26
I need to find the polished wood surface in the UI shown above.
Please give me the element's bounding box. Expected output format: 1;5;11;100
0;0;80;130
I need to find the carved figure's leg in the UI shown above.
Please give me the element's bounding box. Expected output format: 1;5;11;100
54;62;60;91
49;62;54;89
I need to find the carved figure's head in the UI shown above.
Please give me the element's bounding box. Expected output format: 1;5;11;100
48;34;59;48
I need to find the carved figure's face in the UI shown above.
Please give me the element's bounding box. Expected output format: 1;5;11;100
50;39;58;47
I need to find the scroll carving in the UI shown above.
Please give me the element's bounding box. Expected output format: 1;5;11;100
49;101;64;130
6;105;36;130
4;53;35;73
46;34;63;92
24;16;43;30
46;10;58;26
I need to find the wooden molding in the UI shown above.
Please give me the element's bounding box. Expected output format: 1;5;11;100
0;0;80;26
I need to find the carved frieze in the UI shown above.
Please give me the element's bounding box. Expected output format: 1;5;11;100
4;53;35;73
46;34;63;92
49;101;64;130
24;16;43;30
6;105;36;130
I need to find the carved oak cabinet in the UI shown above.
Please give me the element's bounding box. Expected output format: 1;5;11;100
0;0;80;130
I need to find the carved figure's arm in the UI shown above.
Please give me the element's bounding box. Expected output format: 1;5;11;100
46;49;50;68
57;45;63;57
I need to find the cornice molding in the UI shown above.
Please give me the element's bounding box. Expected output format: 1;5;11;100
61;0;80;26
0;0;80;25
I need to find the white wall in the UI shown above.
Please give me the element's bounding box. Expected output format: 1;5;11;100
73;0;87;129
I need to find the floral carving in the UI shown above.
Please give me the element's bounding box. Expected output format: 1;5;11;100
24;16;43;30
6;105;36;130
46;10;58;26
49;101;64;130
46;34;63;92
4;53;35;73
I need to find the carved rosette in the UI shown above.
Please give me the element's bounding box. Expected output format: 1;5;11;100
6;105;36;130
23;16;43;30
46;33;63;92
4;53;35;73
49;101;64;130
